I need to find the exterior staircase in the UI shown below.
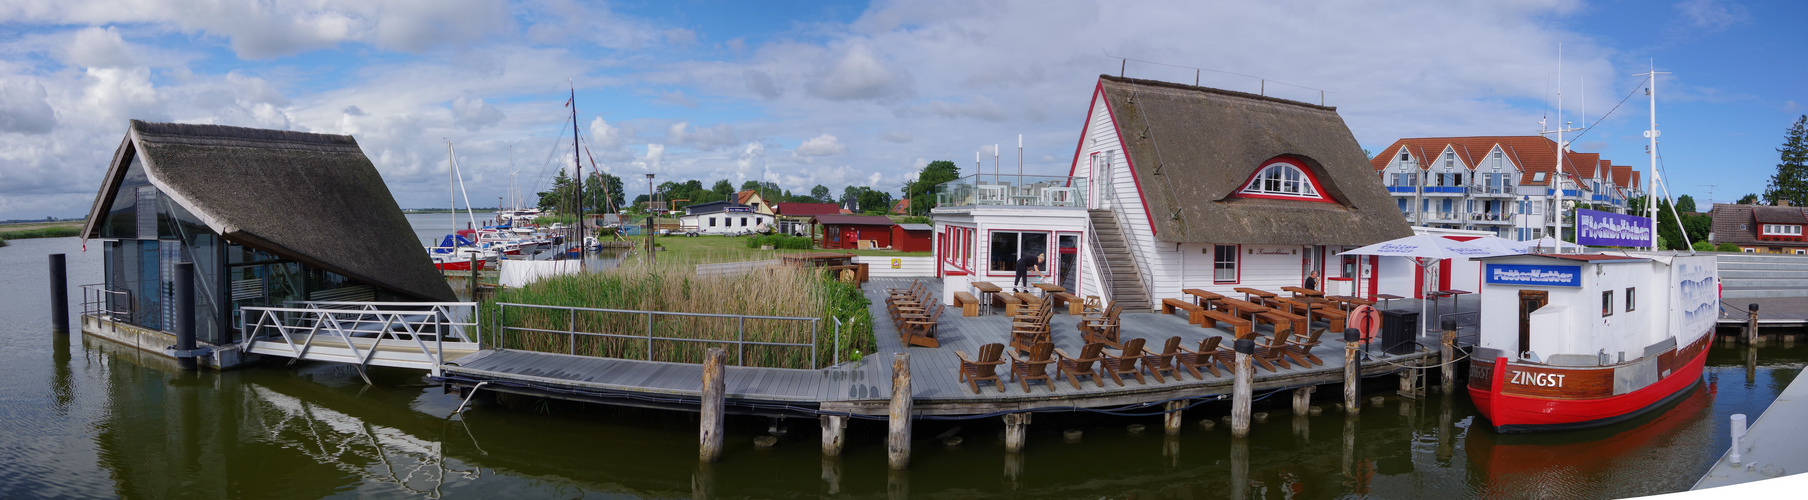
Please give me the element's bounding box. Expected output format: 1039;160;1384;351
1088;210;1152;311
1718;253;1808;299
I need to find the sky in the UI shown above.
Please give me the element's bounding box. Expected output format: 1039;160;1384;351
0;0;1802;220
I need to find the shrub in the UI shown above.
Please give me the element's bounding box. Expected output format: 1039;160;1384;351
1716;242;1742;252
744;235;813;249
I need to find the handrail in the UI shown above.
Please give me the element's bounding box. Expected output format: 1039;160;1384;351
1085;222;1115;303
239;302;478;379
79;283;131;323
1106;183;1154;303
493;302;822;369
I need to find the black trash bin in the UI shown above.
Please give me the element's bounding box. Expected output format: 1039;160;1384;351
1378;309;1420;355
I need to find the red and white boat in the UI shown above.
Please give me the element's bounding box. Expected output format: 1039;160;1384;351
1467;252;1718;433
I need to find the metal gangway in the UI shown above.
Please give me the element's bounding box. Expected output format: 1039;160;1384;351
240;301;481;382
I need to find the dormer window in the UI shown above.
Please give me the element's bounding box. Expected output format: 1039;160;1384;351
1235;157;1331;202
1762;224;1803;236
1445;151;1455;169
1532;172;1547;183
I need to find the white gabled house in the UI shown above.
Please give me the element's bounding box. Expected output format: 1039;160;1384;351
932;75;1413;311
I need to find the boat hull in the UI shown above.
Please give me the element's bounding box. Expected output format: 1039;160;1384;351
1469;332;1710;433
433;259;486;272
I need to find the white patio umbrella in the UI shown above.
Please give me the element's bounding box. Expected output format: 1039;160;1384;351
1337;234;1522;349
1523;236;1586;254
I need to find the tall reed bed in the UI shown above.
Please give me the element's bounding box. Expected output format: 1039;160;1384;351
481;263;873;369
0;226;80;240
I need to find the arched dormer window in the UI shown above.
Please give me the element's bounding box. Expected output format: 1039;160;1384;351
1235;156;1331;202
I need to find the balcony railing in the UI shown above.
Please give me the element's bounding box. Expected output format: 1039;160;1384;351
1469;212;1513;224
1469;185;1514;196
934;174;1088;208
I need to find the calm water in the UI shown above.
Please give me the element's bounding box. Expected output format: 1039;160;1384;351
1;235;1801;499
404;212;626;271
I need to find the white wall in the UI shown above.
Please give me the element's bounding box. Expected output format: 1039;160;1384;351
679;212;772;235
932;207;1090;305
854;256;934;277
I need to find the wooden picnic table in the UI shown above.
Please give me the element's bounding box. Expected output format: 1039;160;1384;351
1269;297;1321;327
972;281;1002;314
1032;283;1065;297
1183;288;1225;309
1326;295;1374;311
1282;286;1325;298
1234;287;1278;304
1215;297;1270;324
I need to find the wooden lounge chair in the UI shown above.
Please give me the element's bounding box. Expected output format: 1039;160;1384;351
901;303;942;348
1285;327;1327;366
1251;329;1291;372
1007;342;1057;392
1056;343;1109;389
1079;303;1123;348
1099;337;1156;386
1009;303;1053;354
1143;336;1185;382
1178;335;1230;378
957;343;1008;393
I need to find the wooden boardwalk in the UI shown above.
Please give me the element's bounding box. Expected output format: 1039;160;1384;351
441;278;1472;416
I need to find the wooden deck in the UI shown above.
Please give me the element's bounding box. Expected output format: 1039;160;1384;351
440;278;1474;416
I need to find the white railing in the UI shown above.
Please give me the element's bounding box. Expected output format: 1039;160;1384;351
1106;182;1154;303
239;301;479;380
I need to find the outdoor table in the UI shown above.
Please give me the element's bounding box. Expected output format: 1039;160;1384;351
1183;288;1225;309
1216;297;1271;329
1326;295;1374;313
972;281;1002;314
1033;283;1065;298
1282;286;1325;299
1234;287;1278;305
1374;294;1403;310
1270;297;1319;328
1429;289;1471;328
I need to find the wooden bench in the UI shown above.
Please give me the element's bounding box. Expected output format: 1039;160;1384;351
994;292;1023;316
953;291;981;317
1313;306;1347;332
1160;297;1206;325
1256;309;1306;341
1050;292;1084;314
1198;309;1253;339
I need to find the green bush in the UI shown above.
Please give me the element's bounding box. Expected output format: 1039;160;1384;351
1716;242;1742;252
1692;241;1714;252
744;235;813;249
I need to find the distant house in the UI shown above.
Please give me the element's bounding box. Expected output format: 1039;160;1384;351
678;201;771;235
891;223;933;252
1710;202;1808;254
932;75;1409;310
1367;136;1641;240
735;190;776;215
774;202;842;236
813;214;896;249
79;120;454;366
891;198;911;215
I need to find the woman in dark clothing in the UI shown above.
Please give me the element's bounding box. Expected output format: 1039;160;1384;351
1014;253;1045;292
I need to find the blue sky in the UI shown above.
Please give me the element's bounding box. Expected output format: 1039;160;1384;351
0;0;1800;220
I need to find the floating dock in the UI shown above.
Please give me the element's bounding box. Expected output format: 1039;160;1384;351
1694;363;1808;490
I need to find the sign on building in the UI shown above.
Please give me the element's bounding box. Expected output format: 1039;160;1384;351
1485;264;1582;287
1576;209;1653;247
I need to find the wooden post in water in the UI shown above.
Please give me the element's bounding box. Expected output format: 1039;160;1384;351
48;254;68;334
1003;412;1030;452
1232;338;1254;438
1746;303;1760;346
646;215;657;266
700;348;726;462
1440;318;1458;394
174;262;197;371
1292;387;1314;416
887;353;912;470
820;415;846;456
1343;328;1361;415
468;254;479;300
1164;400;1186;436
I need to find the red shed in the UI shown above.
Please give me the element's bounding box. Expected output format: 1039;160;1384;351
813;214;895;249
891;223;933;252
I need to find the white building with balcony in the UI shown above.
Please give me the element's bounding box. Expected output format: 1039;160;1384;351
1368;137;1641;241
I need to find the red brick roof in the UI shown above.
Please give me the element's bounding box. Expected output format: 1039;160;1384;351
1368;136;1633;188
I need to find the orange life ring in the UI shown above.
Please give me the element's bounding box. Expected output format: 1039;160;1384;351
1349;305;1382;340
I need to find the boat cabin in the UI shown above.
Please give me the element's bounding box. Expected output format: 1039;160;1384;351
1473;253;1717;365
79;120;456;363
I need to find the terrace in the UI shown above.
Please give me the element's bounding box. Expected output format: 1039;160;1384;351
932;174;1088;209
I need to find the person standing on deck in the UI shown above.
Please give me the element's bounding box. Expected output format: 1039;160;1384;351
1305;271;1319;291
1014;252;1045;292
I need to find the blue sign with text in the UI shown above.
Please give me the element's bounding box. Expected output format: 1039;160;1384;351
1485;264;1582;287
1576;209;1653;247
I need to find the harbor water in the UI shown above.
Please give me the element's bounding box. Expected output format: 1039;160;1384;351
1;236;1800;498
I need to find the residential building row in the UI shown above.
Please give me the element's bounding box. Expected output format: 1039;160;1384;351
1366;136;1643;241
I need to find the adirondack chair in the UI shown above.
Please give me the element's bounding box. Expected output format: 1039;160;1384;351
886;280;922;298
901;303;943;348
1178;335;1230;378
1099;337;1153;385
1079;303;1123;349
1055;343;1109;389
1143;336;1185;382
1250;329;1291;372
1006;342;1057;392
1284;327;1327;366
1009;305;1052;355
957;343;1008;393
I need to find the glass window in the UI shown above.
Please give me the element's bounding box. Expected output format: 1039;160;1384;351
1626;287;1636;312
709;217;716;227
1214;245;1238;282
1602;290;1614;317
989;231;1048;273
1239;160;1320;199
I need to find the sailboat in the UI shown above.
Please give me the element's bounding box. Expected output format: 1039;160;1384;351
428;141;492;271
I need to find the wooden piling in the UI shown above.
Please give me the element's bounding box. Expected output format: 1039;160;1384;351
1441;329;1457;394
1003;412;1030;452
1292;387;1314;416
1746;303;1760;345
48;254;68;334
700;348;726;462
1343;330;1361;415
888;353;912;470
468;254;479;300
1230;437;1250;500
820;415;846;456
1232;339;1254;438
1164;400;1186;436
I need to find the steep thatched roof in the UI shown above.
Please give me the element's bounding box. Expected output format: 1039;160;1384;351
1098;75;1411;245
83;120;455;302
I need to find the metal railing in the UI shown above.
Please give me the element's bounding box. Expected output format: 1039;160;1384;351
1085;222;1115;303
493;302;821;369
932;174;1088;208
1104;183;1155;304
239;301;478;379
79;283;131;323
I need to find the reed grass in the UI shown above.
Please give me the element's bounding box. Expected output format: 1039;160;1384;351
481;262;874;369
0;226;81;240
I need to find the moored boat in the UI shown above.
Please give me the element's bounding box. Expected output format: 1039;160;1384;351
1467;252;1718;433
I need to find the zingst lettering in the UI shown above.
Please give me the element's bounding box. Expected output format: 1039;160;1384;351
1509;370;1565;388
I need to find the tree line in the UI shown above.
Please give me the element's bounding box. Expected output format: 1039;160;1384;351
532;160;963;217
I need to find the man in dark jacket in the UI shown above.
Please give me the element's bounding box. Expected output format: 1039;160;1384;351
1014;252;1045;292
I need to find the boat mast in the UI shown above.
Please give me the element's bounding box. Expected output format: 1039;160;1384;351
570;81;584;266
1637;61;1669;250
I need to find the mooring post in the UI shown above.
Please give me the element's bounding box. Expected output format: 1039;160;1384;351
1746;303;1761;346
820;415;846;456
700;348;726;462
1292;387;1314;416
1164;400;1186;436
468;254;479;300
1003;412;1030;452
49;254;68;334
888;353;912;470
1441;318;1458;394
1229;437;1250;500
1232;338;1254;438
1343;328;1360;415
646;215;657;266
174;262;197;371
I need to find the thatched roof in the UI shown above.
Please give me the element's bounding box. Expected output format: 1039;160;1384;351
83;120;455;302
1097;75;1411;245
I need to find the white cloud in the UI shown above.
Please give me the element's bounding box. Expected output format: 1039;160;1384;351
807;43;913;101
880;131;912;143
65;26;136;68
654;89;697;108
0;77;57;134
1674;0;1748;33
794;133;847;157
667;121;740;150
451;96;505;131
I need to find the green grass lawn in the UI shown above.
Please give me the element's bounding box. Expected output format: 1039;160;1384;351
645;235;929;265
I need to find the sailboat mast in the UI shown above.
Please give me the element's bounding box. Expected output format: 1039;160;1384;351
571;83;584;264
1645;60;1664;250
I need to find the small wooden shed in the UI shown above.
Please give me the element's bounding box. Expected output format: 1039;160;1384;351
891;223;933;252
813;214;895;249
